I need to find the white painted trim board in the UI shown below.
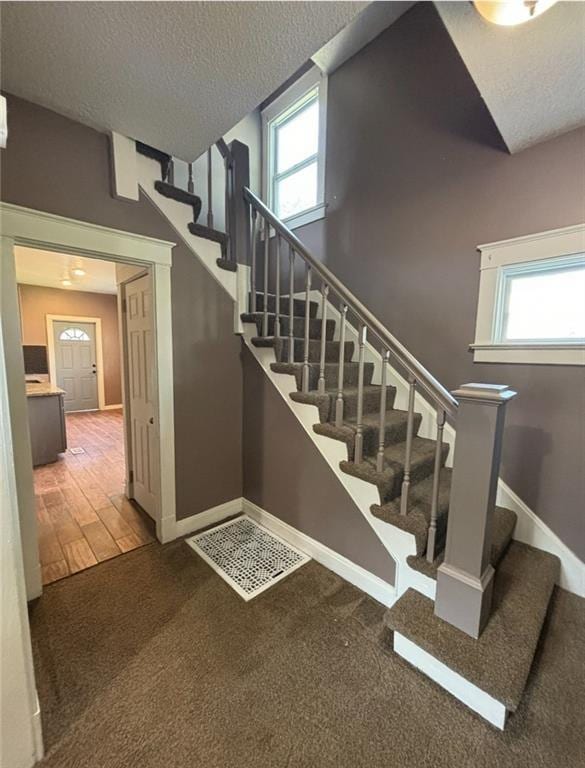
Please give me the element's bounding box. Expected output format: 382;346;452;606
394;633;508;730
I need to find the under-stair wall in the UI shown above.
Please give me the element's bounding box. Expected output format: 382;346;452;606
242;344;397;586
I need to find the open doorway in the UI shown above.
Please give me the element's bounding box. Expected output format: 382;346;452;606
16;247;156;584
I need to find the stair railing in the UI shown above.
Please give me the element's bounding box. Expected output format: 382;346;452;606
242;187;519;638
244;187;457;562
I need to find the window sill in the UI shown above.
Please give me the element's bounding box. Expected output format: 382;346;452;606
470;343;585;366
283;203;327;231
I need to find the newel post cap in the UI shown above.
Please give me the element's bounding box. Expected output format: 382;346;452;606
451;383;518;404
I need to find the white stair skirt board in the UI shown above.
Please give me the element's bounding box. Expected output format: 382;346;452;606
393;633;508;730
244;500;397;607
186;515;310;601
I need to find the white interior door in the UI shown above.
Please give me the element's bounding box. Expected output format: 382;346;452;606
124;273;157;518
53;321;98;412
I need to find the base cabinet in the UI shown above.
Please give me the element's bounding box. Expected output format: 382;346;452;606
27;393;67;466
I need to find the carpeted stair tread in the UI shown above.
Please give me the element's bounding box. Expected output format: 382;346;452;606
340;436;449;503
291;384;396;423
253;292;318;318
407;505;517;578
384;541;560;711
242;312;335;340
271;361;375;390
188;222;228;258
154;180;202;220
314;407;415;460
372;470;453;554
136;141;171;178
251;336;354;364
216;257;237;272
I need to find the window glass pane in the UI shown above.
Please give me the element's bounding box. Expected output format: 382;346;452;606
504;265;585;341
276;97;318;174
276;162;317;220
59;327;90;341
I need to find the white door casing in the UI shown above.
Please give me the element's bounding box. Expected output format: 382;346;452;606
53;320;98;412
124;274;157;518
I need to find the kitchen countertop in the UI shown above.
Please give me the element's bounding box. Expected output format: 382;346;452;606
26;382;66;398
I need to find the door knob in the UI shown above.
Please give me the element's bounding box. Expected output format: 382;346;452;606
149;417;154;424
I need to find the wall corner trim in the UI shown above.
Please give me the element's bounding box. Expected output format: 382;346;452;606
242;499;397;607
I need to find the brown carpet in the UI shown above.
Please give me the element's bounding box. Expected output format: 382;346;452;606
30;539;585;768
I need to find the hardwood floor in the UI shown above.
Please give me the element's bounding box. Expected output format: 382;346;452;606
35;409;155;585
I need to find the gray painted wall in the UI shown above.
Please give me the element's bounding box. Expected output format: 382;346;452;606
242;347;396;583
293;3;585;559
1;95;243;521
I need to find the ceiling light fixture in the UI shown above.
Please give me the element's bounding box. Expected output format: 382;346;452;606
61;278;72;287
474;0;558;26
71;267;86;277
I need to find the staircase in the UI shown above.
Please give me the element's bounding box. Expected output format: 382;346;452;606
135;139;560;730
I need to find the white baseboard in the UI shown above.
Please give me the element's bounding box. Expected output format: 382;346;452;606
101;403;123;411
394;632;508;730
497;479;585;597
174;497;244;538
242;499;397;607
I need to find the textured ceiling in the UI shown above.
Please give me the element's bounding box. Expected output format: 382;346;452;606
312;1;415;74
15;247;117;294
436;1;585;153
0;1;367;161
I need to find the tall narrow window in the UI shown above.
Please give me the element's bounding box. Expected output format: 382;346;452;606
262;67;327;228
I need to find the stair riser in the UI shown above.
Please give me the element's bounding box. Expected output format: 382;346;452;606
325;387;398;422
274;339;354;364
317;412;421;460
252;294;318;318
273;362;375;391
310;363;374;391
341;444;449;504
154;180;202;220
376;447;450;504
249;315;335;340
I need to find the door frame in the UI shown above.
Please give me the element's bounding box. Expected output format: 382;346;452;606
46;314;105;411
1;201;177;546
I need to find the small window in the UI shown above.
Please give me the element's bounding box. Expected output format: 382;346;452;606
59;327;90;342
472;225;585;366
262;67;327;228
496;257;585;343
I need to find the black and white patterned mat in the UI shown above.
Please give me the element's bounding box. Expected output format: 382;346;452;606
186;516;309;600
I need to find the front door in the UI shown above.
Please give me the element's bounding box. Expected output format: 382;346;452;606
53;321;98;412
124;274;157;519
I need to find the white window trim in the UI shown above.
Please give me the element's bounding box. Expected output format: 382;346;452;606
261;66;327;229
472;223;585;366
